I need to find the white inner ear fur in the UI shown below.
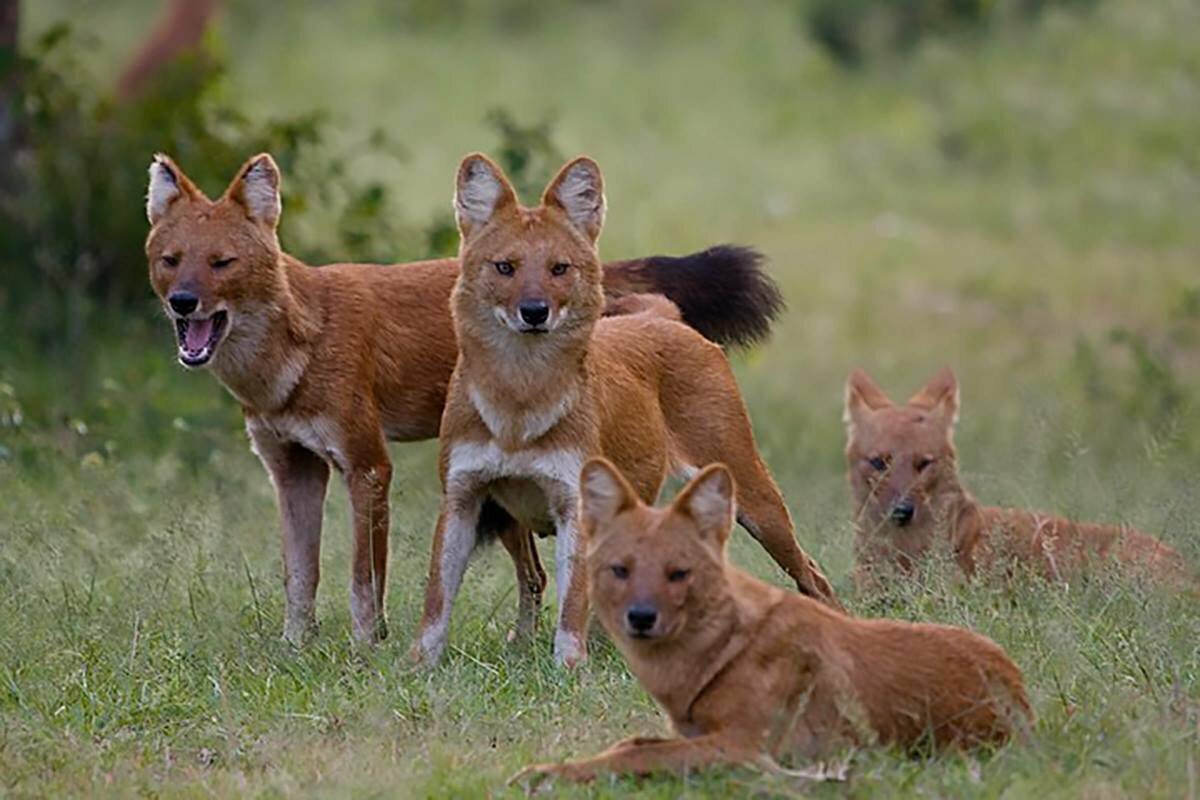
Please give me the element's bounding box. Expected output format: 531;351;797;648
146;159;181;224
240;159;281;226
455;159;505;232
684;471;734;535
941;388;961;427
580;465;630;527
553;163;605;236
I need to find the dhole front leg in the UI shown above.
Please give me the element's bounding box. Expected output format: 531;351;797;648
409;491;483;665
345;453;392;644
551;503;589;668
252;433;329;646
509;734;760;786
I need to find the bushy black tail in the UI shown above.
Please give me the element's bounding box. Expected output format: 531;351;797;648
601;245;785;349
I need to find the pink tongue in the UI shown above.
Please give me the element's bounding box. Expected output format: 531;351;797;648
184;317;214;351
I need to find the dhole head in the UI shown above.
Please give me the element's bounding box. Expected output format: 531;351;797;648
580;458;735;646
451;153;606;339
144;153;284;368
844;368;961;534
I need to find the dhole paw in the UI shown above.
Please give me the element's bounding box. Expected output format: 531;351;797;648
281;617;317;648
508;762;594;791
553;630;587;668
406;635;444;669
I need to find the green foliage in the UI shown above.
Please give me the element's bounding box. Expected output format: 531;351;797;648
484;107;564;202
2;0;1199;796
0;23;410;355
803;0;1100;67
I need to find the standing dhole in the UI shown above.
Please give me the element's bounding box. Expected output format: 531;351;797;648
409;154;842;668
511;458;1032;786
144;152;789;645
844;367;1192;588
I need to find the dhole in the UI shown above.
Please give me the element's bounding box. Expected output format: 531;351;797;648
511;459;1032;786
409;154;841;668
844;367;1192;587
144;152;788;645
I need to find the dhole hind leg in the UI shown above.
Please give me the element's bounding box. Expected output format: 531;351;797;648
490;503;546;643
251;431;329;646
734;475;843;610
343;430;393;644
663;357;843;609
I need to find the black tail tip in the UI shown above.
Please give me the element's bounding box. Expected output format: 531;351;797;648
642;244;786;349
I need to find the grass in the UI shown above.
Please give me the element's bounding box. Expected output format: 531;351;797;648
3;0;1200;796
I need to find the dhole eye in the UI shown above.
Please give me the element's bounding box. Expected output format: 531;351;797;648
161;254;180;268
915;457;934;472
868;456;887;471
667;569;690;583
493;260;515;276
211;256;236;269
550;262;569;277
611;565;629;580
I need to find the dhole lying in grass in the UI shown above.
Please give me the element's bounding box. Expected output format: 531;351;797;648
844;367;1192;588
409;154;841;667
144;152;788;645
512;458;1032;785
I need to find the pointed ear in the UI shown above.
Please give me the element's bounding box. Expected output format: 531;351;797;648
454;153;518;240
844;368;893;434
146;153;199;224
908;367;959;427
580;458;639;534
226;153;282;228
674;464;736;547
541;156;605;242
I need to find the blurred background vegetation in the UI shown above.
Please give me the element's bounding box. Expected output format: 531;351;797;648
0;1;1197;794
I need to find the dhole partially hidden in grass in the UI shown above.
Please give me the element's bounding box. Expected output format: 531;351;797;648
409;154;842;668
144;152;790;645
511;458;1032;786
844;367;1192;588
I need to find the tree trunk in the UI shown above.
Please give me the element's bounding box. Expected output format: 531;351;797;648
0;0;19;188
117;0;220;101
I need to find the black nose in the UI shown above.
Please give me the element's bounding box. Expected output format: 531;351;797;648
626;605;658;633
518;300;550;326
168;291;199;316
891;500;915;526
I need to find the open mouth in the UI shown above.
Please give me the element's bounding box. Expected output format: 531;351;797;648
174;310;228;367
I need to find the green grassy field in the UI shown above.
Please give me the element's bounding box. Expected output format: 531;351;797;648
3;0;1199;796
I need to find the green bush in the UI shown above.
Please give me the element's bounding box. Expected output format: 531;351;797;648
0;23;412;355
803;0;1100;67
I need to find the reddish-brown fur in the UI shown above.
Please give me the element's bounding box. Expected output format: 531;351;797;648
409;154;841;668
512;459;1032;786
844;367;1193;588
143;152;786;644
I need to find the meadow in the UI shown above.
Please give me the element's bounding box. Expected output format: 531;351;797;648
2;0;1198;796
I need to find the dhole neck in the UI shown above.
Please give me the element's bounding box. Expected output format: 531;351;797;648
456;320;592;411
211;254;321;414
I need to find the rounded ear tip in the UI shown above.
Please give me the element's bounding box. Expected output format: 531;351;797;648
459;152;495;173
699;462;734;492
247;153;280;174
581;456;615;479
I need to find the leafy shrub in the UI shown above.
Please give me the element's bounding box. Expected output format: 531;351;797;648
0;23;411;355
802;0;1100;67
